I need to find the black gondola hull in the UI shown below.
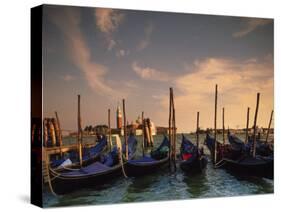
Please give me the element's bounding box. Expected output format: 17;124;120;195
49;164;124;194
180;156;208;174
125;157;169;176
48;135;138;194
221;157;273;179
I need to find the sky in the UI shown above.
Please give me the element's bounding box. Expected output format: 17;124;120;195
42;5;274;133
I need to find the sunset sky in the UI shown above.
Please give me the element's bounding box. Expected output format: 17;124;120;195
43;5;274;132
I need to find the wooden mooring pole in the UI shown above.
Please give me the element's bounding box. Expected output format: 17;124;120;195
214;84;218;164
169;87;176;170
145;119;151;147
171;92;174;154
49;119;56;147
148;118;154;147
43;118;48;147
108;109;112;151
252;93;260;157
265;110;273;143
77;95;83;167
168;88;172;166
122;99;128;160
222;107;225;145
245;107;250;144
196;112;200;148
172;106;176;164
55;111;63;156
142;111;145;157
52;118;60;146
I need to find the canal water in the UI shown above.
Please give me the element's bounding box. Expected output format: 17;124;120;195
43;134;274;207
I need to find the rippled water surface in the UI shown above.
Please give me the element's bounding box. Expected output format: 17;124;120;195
43;134;273;207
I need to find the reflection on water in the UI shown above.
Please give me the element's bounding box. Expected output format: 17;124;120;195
43;134;273;207
182;170;208;198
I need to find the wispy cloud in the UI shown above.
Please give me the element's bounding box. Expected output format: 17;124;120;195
137;23;154;51
233;18;272;38
62;74;76;81
108;39;116;51
155;56;273;132
48;7;125;99
95;8;125;51
124;80;138;89
116;49;129;57
132;62;171;82
95;8;124;33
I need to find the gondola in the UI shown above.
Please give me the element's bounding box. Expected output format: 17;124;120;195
204;133;216;154
48;135;137;194
228;133;273;157
247;136;273;157
204;133;235;161
219;155;273;179
227;133;245;152
125;136;170;176
49;136;108;169
208;133;273;179
179;135;207;173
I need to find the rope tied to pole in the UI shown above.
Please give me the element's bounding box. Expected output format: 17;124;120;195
214;159;226;169
44;149;58;196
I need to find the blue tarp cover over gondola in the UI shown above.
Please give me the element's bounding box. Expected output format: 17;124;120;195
50;136;107;168
125;136;170;176
128;136;169;164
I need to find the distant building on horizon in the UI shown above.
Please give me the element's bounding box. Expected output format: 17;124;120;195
126;116;156;136
156;126;169;135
